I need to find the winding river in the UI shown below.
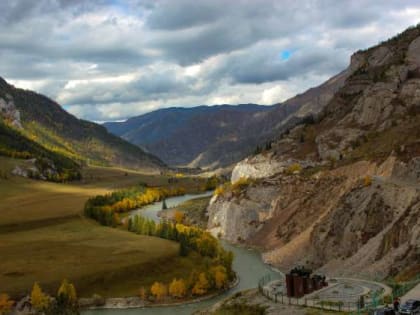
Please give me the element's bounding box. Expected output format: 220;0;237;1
82;192;281;315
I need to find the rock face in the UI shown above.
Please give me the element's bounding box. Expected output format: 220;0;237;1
207;184;279;242
207;26;420;280
231;154;286;182
308;161;419;278
0;95;22;129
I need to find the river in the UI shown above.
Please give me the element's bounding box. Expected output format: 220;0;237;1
82;192;281;315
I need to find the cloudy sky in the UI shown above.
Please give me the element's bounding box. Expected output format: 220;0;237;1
1;0;419;122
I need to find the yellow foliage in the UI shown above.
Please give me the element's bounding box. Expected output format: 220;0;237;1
175;173;185;178
192;273;209;296
231;177;254;192
150;282;167;301
57;279;77;305
214;183;228;196
286;163;302;174
364;175;372;186
31;282;50;311
0;293;13;315
214;177;254;197
212;265;228;289
169;278;187;298
173;211;184;224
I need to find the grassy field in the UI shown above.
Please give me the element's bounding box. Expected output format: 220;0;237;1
0;157;206;228
0;157;208;298
161;196;212;229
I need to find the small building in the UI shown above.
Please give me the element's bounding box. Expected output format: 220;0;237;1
285;266;327;298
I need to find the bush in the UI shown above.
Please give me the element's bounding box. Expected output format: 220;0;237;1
364;175;372;186
286;163;302;174
214;177;254;197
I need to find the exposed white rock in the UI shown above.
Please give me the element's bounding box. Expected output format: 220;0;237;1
231;154;285;182
0;97;22;129
207;185;279;243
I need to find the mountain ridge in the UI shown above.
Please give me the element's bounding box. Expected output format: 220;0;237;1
207;24;420;280
0;77;166;178
104;69;348;169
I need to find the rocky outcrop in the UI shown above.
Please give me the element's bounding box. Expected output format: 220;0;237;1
309;170;419;278
0;95;22;129
231;154;286;182
208;27;420;280
11;158;60;181
207;184;279;242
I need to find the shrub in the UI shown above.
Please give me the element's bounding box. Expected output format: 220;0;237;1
286;163;302;174
364;175;372;186
231;177;253;193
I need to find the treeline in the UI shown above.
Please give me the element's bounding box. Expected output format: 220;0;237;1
83;180;235;299
84;186;186;226
128;216;234;300
128;216;233;272
145;264;231;302
0;279;79;315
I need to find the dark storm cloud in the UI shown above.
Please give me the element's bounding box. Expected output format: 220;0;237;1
0;0;419;121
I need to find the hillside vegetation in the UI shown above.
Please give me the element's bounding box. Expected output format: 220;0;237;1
0;77;165;179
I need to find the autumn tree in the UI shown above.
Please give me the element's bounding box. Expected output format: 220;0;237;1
364;175;372;186
57;279;77;311
150;282;167;301
173;211;184;224
0;294;13;315
169;279;186;298
192;273;209;296
31;282;50;312
211;266;228;289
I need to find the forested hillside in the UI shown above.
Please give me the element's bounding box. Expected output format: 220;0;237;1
0;77;165;178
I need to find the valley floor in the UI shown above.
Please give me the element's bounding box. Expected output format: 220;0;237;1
0;157;208;298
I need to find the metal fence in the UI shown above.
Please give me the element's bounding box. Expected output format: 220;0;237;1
258;273;420;314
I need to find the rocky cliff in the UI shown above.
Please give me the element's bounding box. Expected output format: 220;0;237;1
207;25;420;279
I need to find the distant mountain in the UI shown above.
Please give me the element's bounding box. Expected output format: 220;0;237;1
0;77;165;177
105;69;348;169
105;104;272;168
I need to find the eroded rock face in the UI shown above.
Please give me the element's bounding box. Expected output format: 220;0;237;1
353;83;397;128
207;185;279;243
0;96;22;129
407;36;420;67
315;128;363;160
231;154;286;182
208;29;420;280
309;167;419;278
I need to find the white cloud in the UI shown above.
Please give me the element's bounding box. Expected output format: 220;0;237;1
1;0;419;121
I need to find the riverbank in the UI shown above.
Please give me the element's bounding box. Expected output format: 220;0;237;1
80;276;240;310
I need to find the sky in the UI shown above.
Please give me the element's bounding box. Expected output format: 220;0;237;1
1;0;419;122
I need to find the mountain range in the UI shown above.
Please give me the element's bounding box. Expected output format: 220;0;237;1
104;69;348;170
